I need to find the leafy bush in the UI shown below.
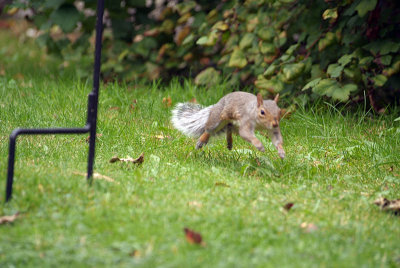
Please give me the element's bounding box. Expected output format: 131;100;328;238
7;0;400;110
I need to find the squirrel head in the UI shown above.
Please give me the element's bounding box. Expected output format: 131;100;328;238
256;93;281;130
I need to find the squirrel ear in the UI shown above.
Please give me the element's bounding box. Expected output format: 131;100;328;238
257;93;263;107
274;93;280;103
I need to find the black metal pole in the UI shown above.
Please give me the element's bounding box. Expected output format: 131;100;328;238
5;127;91;202
87;0;104;181
4;0;104;202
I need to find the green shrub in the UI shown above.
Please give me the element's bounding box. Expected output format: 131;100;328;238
7;0;400;109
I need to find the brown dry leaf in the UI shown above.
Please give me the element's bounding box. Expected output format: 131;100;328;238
189;98;197;103
300;222;318;233
130;99;137;111
73;171;119;184
144;28;159;37
184;228;206;246
374;197;400;215
129;249;141;258
38;183;44;193
0;66;5;76
175;26;190;46
283;202;294;211
162;96;172;107
154;134;172;140
183;53;194;62
0;212;20;225
188;201;203;208
108;106;120;111
200;57;211;66
215;182;230;187
133;34;144;43
110;152;144;164
14;73;24;80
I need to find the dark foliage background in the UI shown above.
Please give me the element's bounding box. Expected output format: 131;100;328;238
5;0;400;111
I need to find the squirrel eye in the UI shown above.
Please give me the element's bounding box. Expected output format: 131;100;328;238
260;110;265;115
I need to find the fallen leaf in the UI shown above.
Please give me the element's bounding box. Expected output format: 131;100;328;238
189;98;197;103
283;202;294;211
188;201;203;208
108;106;120;111
300;222;318;233
110;152;144;164
38;183;44;193
0;66;5;76
14;73;24;80
129;250;140;258
215;182;230;187
154;134;172;140
184;228;206;246
374;197;400;215
73;171;119;184
0;212;20;225
162;96;172;107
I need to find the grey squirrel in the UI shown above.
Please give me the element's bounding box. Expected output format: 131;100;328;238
171;91;285;159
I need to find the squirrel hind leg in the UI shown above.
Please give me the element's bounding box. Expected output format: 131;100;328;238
196;132;210;149
226;123;233;150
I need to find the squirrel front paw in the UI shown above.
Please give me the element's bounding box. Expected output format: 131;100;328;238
277;144;285;159
257;145;265;152
195;140;205;149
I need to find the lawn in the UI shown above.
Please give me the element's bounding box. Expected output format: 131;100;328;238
0;27;399;267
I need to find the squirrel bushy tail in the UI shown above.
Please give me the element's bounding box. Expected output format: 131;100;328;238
171;103;214;138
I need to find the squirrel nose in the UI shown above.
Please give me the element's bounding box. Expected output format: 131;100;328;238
272;121;279;128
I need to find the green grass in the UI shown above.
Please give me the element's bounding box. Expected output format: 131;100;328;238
1;28;400;267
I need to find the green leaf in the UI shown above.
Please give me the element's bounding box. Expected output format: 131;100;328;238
194;67;221;86
44;0;65;9
282;62;305;81
394;117;400;122
322;8;338;20
239;33;255;50
196;36;208;45
212;21;229;31
318;32;336;51
359;56;373;65
263;64;278;78
338;54;353;66
285;44;299;55
313;80;357;102
302;78;321;91
255;75;284;92
327;63;344;78
364;41;400;55
312;79;338;97
380;55;392;66
356;0;377;17
371;75;387;87
257;27;275;41
228;47;248;69
380;41;400;55
332;84;358;102
50;4;80;33
259;42;276;54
